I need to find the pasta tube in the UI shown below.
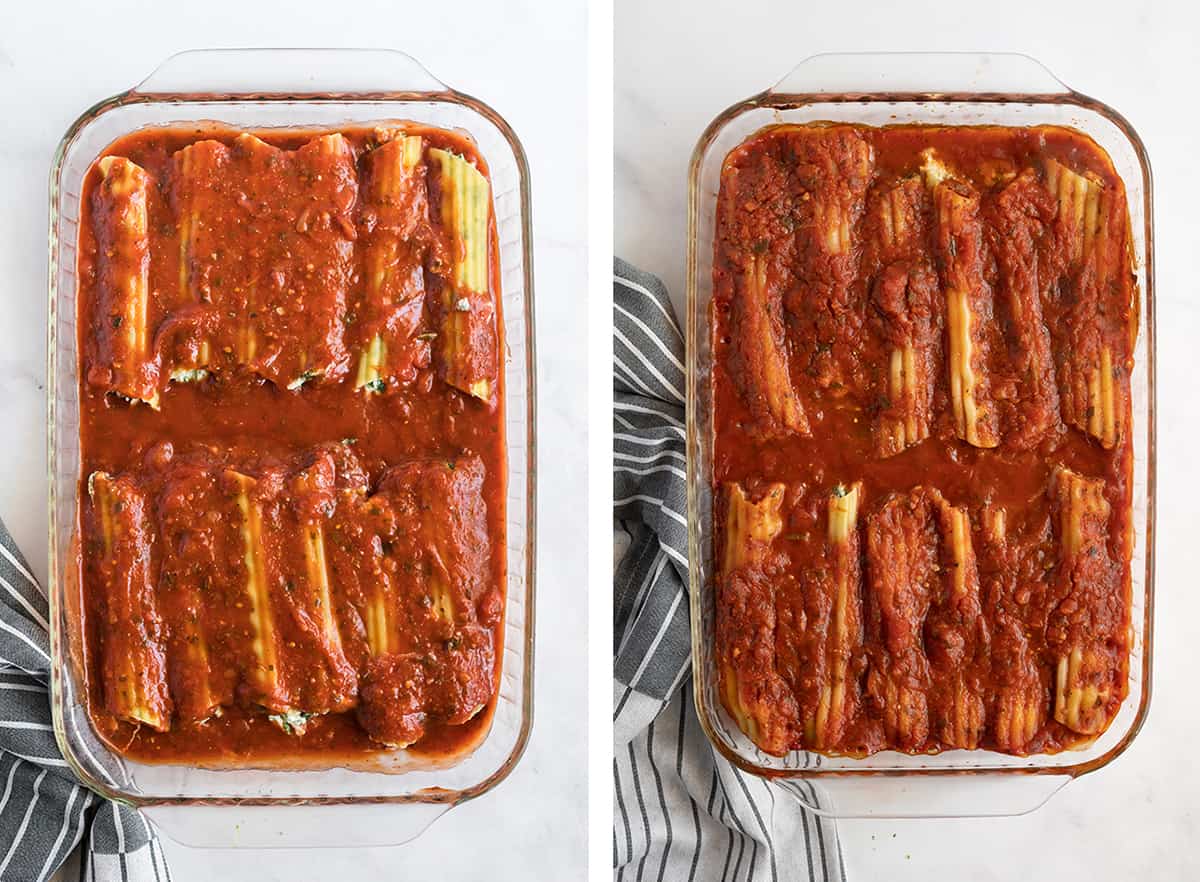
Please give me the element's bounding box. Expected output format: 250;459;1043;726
929;500;986;749
986;170;1061;447
336;457;490;666
353;485;398;658
271;455;358;716
803;129;872;257
738;257;810;437
154;466;232;724
353;457;495;745
92;156;159;407
282;132;357;390
780;126;873;392
721;481;785;574
931;171;1000;448
976;506;1045;752
865;177;938;457
716;482;799;754
169;140;227;382
721;659;760;743
864;491;933;750
375;457;491;633
225;469;289;714
1045;158;1102;265
866;487;986;750
1055;646;1107;735
89;472;172;731
1044;158;1132;449
993;649;1044;751
302;525;342;662
717;580;799;756
809;483;863;750
168;133;357;391
363;560;394;654
231;135;278;371
356;134;431;393
322;453;396;664
1050;467;1123;735
429;148;498;401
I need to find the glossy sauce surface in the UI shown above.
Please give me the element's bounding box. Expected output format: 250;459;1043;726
76;124;505;765
711;124;1135;757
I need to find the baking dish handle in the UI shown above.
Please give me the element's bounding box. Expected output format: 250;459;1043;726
133;48;449;97
143;801;451;848
769;52;1070;97
778;772;1071;819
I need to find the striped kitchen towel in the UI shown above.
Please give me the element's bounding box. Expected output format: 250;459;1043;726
0;519;171;882
613;259;846;882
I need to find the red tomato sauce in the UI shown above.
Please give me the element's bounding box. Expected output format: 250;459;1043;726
712;124;1135;757
75;123;506;765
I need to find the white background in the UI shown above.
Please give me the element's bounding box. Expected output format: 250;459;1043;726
0;1;588;879
1;0;1195;878
617;0;1194;878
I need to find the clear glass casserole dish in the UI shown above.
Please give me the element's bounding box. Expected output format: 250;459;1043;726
686;52;1154;818
47;48;536;846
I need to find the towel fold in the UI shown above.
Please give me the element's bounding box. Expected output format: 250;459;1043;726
612;258;846;882
0;519;170;882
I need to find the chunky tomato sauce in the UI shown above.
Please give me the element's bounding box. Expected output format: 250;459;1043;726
76;123;505;765
712;124;1136;757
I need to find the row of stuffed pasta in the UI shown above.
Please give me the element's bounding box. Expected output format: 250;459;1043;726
715;463;1128;757
86;126;497;409
83;440;499;749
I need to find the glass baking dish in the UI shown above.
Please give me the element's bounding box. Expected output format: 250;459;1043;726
47;48;536;846
686;52;1155;818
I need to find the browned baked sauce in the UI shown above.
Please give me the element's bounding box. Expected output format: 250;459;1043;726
712;124;1135;757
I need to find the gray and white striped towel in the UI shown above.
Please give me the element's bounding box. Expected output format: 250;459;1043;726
613;259;846;882
0;519;171;882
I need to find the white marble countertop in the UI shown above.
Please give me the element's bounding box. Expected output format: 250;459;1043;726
0;1;587;879
617;0;1196;877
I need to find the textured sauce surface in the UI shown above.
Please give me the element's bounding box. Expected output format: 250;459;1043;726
711;124;1136;758
75;123;506;765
